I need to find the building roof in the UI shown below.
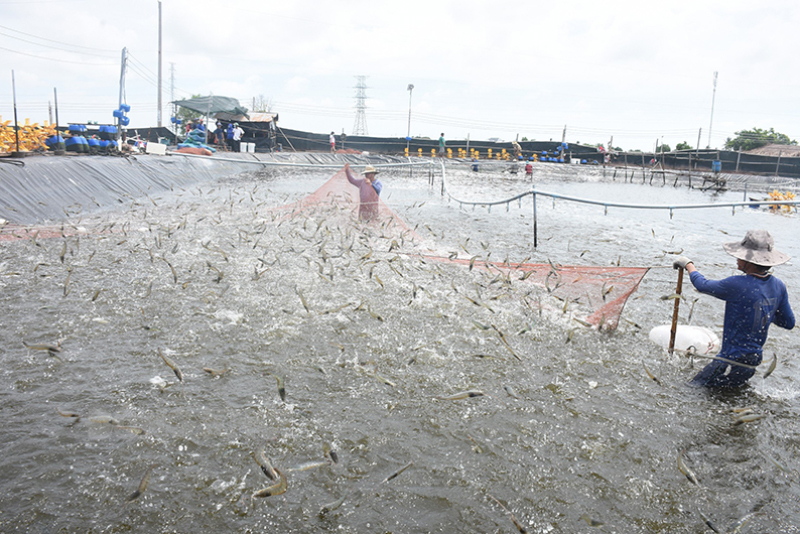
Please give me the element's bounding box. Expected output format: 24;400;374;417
745;144;800;157
215;111;278;123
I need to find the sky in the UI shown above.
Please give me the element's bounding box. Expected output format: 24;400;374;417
1;0;799;151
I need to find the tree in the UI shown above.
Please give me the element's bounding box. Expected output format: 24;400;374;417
676;141;692;151
725;127;797;151
658;143;672;153
251;94;273;113
175;94;203;122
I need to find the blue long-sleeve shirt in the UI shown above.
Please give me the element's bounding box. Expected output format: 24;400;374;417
690;270;794;359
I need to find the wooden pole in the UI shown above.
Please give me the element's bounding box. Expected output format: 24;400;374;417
668;268;684;355
12;70;20;153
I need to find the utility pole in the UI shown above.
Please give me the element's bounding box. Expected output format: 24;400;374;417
353;76;368;135
707;71;717;148
118;47;127;144
157;0;162;127
695;128;701;168
169;62;175;133
406;84;414;152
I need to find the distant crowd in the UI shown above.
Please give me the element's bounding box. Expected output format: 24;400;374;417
184;118;244;151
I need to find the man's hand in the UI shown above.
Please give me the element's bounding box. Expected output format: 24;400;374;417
673;256;693;270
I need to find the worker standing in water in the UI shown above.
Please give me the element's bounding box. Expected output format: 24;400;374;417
673;229;794;387
344;164;383;221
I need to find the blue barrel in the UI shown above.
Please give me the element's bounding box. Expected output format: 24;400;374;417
87;138;100;148
120;116;130;126
65;136;84;152
711;160;721;172
68;124;85;133
119;103;131;113
45;135;65;150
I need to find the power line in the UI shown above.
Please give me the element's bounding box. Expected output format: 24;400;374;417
0;44;115;65
0;24;118;54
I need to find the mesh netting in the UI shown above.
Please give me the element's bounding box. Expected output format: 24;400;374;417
277;166;648;330
273;167;416;236
421;257;648;330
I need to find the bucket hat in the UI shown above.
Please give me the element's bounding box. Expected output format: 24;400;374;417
723;229;790;266
360;166;379;175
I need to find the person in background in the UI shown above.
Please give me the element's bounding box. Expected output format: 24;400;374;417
438;133;446;157
525;161;533;176
673;229;794;388
226;123;234;148
232;122;244;152
330;132;336;153
216;120;225;148
512;140;523;159
344;163;383;221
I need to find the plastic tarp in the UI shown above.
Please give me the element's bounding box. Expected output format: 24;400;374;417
171;96;249;118
0;154;251;225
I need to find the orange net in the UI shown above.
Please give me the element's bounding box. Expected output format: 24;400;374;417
421;257;648;330
277;166;648;329
274;167;415;236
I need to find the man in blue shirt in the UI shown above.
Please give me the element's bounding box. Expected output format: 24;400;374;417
674;230;794;387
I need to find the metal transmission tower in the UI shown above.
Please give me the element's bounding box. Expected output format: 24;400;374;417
353;76;369;135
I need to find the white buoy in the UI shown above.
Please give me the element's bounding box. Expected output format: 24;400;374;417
648;325;720;355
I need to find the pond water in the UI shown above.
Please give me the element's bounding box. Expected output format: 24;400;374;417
0;160;797;533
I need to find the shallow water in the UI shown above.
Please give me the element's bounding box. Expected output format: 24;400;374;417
1;161;798;533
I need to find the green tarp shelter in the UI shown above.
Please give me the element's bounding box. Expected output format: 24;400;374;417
171;96;249;118
171;96;249;142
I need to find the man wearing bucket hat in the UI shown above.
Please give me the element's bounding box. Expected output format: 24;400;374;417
344;164;383;221
673;230;794;387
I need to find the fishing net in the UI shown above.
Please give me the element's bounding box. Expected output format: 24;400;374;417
423;256;648;330
273;166;416;237
276;166;648;330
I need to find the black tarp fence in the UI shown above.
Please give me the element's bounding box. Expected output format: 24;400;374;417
55;125;178;144
615;149;800;178
273;128;604;161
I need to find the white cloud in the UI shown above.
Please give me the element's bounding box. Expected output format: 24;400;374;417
2;0;799;149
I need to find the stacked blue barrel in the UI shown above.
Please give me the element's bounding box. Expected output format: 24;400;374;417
113;104;131;127
65;124;88;153
97;125;118;153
